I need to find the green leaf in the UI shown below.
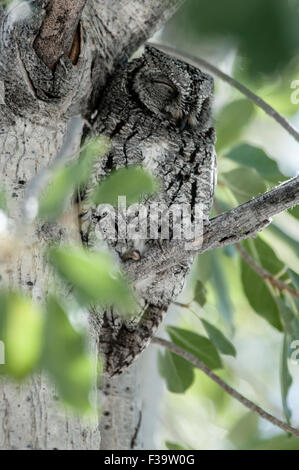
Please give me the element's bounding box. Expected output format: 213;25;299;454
164;0;299;77
0;292;44;379
79;137;111;168
39;137;110;220
254;237;285;275
158;350;194;394
280;334;292;424
195;251;212;284
193;280;207;306
0;0;13;6
228;413;259;449
166;327;223;370
277;298;299;340
252;435;299;450
263;225;299;274
49;246;137;315
165;441;188;450
38;166;74;220
289;205;299;221
244;237;285;276
223;245;236;258
221;167;267;204
201;319;236;357
92;166;159;207
216;99;255;153
241;259;283;331
43;297;96;412
224;144;286;185
288;269;299;290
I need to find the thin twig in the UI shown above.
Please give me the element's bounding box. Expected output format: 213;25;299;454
236;243;299;299
149;42;299;144
152;336;299;438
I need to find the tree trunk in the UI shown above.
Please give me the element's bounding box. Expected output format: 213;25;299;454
0;0;185;450
0;111;103;449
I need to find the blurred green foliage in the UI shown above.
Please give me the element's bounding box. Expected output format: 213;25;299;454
43;297;96;413
167;326;223;370
160;139;298;448
210;251;235;326
158;349;195;394
0;291;95;412
0;292;44;379
222;167;267;204
92;166;159;207
280;333;293;424
0;134;154;413
289;205;299;221
201;319;236;357
216;100;255;153
165;441;189;450
39;137;110;220
241;256;282;331
193;280;207;307
158;326;223;394
164;0;299;78
49;246;138;315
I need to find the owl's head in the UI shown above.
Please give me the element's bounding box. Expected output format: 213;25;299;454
132;46;214;132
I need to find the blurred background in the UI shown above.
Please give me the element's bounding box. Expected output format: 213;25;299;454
141;0;299;450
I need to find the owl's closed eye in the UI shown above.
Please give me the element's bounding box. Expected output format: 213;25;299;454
131;46;214;133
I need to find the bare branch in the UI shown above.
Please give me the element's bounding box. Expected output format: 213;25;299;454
152;337;299;438
150;42;299;144
34;0;87;69
202;176;299;252
132;176;299;281
236;243;299;299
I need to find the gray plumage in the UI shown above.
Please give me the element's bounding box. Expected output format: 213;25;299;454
81;46;217;376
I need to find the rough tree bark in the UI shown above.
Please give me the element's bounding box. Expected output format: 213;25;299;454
0;0;186;450
0;0;298;450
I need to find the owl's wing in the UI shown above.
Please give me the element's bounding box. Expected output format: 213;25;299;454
99;304;167;376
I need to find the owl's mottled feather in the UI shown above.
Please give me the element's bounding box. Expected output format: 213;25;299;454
81;46;217;376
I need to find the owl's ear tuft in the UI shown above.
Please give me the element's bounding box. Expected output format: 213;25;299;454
144;44;167;62
144;44;158;55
